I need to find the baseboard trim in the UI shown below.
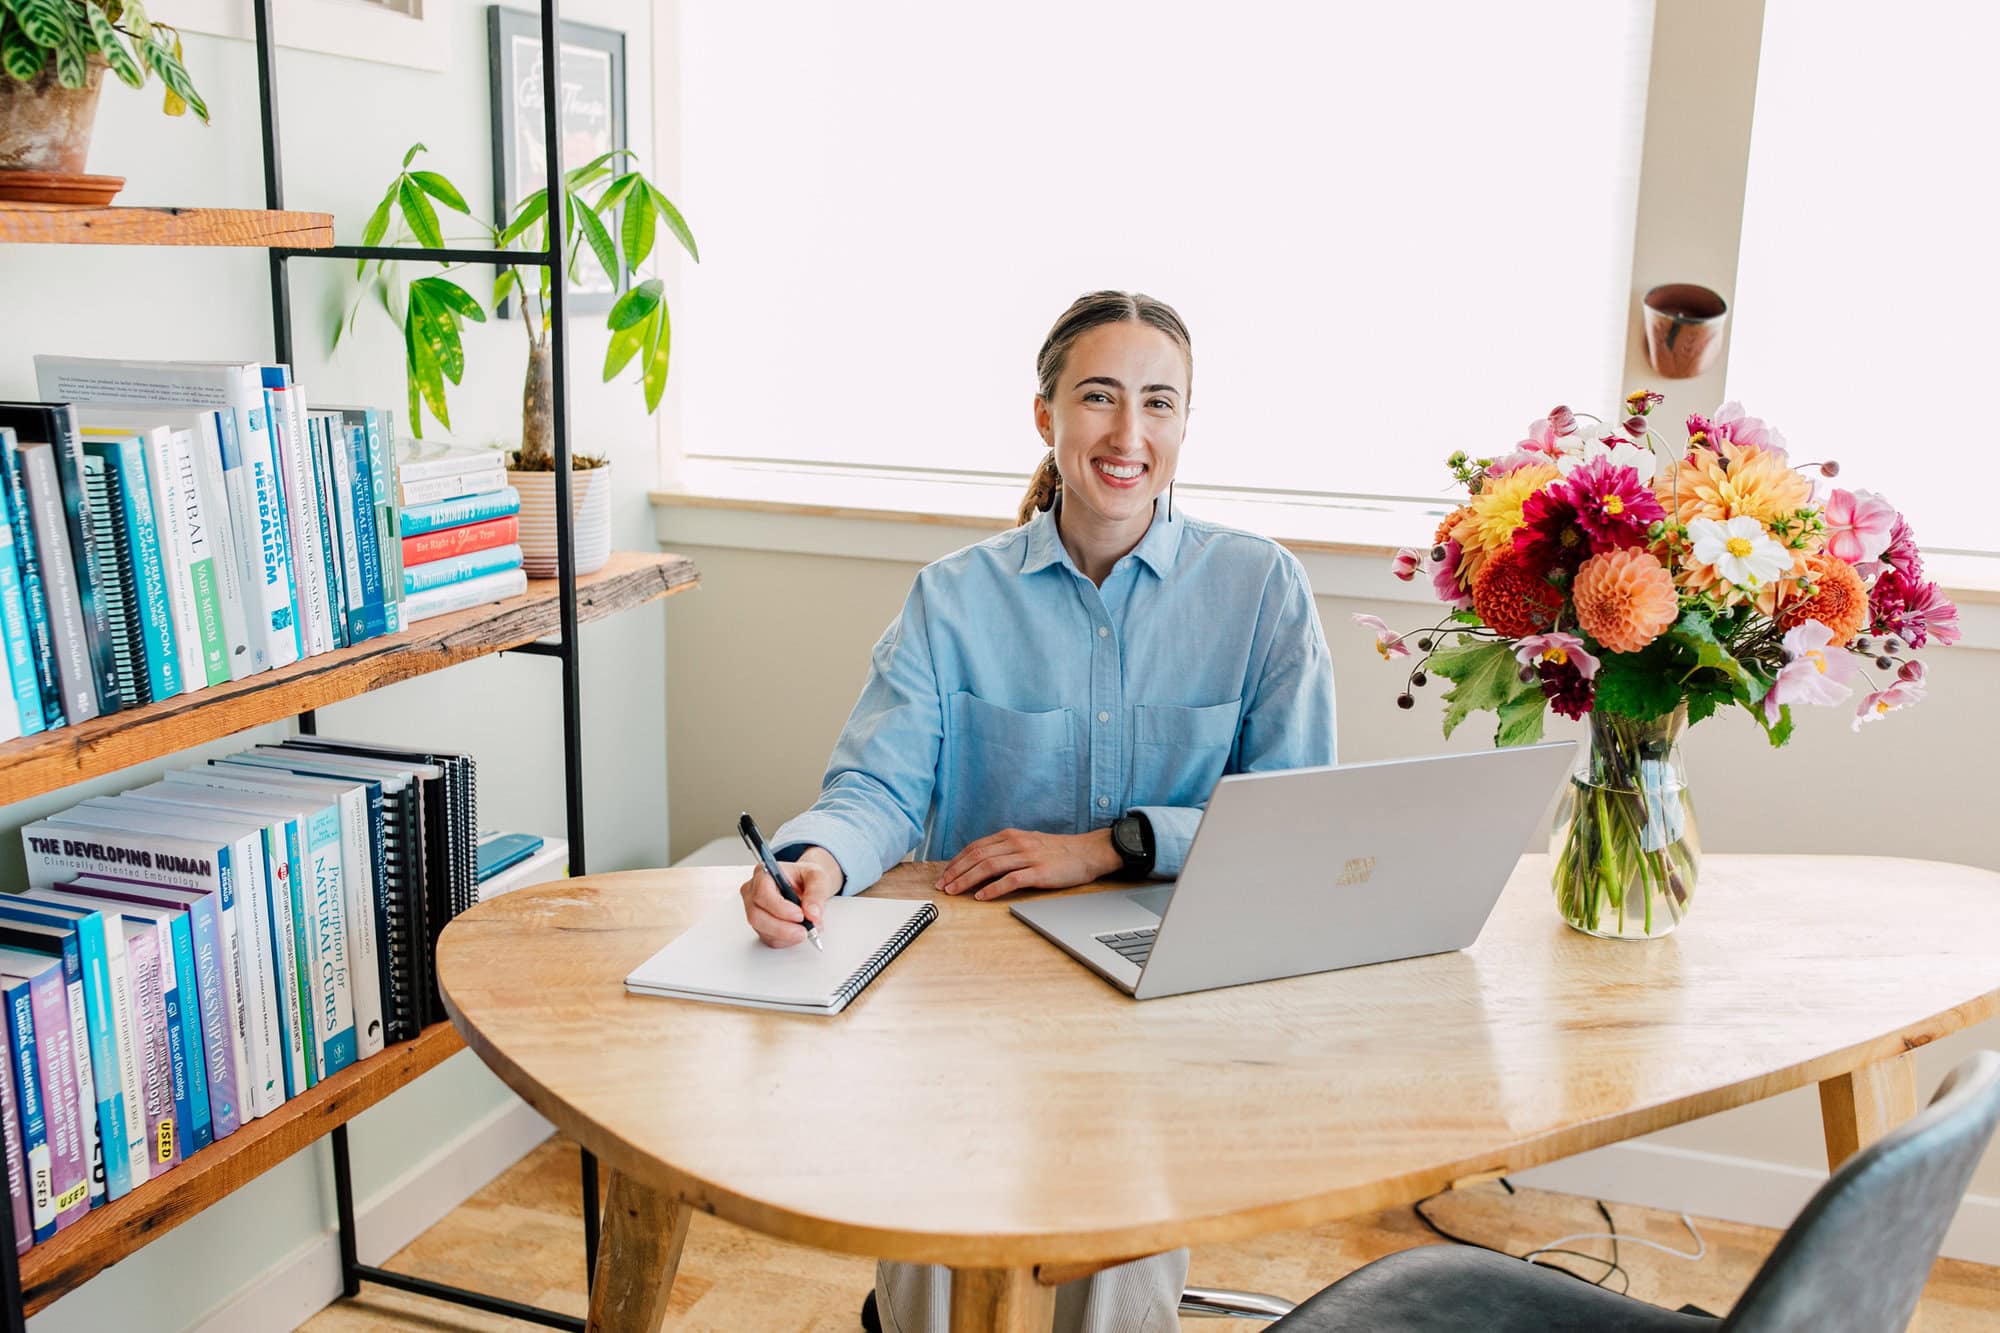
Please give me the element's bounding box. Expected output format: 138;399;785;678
193;1096;554;1333
1513;1140;2000;1265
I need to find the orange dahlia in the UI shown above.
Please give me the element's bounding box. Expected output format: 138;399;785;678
1657;442;1814;530
1574;547;1679;653
1471;549;1563;638
1434;505;1473;550
1775;553;1870;644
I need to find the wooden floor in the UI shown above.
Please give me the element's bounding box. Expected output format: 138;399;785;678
302;1138;2000;1331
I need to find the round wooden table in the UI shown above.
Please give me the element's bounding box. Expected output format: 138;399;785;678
437;855;2000;1332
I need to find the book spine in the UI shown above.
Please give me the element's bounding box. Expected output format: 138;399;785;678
397;486;522;536
230;390;301;671
307;421;349;650
21;445;99;722
48;934;105;1208
123;929;177;1172
103;440;182;701
266;383;332;657
185;414;254;682
0;1020;28;1253
404;544;523;595
337;787;385;1059
147;919;192;1166
93;921;147;1189
3;984;52;1242
161;914;208;1153
0;474;45;735
279;381;337;657
258;827;306;1099
229;832;282;1117
280;820;318;1089
400;514;519;566
344;427;389;641
306;805;357;1076
80;454;145;709
365;410;402;633
325;421;367;642
27;967;87;1229
44;406;121;714
401;567;529;625
135;428;209;696
0;436;63;729
68;913;131;1201
378;502;401;634
182;893;236;1140
398;469;507;507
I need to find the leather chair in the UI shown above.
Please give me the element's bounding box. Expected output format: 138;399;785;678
1269;1050;2000;1333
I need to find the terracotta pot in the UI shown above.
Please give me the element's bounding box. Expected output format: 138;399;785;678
0;57;108;174
1642;283;1729;380
509;464;614;578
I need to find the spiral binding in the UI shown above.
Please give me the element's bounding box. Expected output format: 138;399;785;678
831;903;938;1009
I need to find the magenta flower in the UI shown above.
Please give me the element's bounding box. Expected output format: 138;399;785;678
1822;488;1897;566
1872;513;1925;582
1353;613;1412;660
1392;547;1423;582
1431;539;1473;610
1870;569;1961;648
1513;632;1600;680
1546;405;1578;436
1565;455;1665;551
1763;620;1859;724
1897;659;1928;686
1514;483;1591;570
1853;676;1927;731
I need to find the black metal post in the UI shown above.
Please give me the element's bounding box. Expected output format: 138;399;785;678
331;1126;360;1299
251;0;291;365
0;1202;24;1333
347;1265;585;1331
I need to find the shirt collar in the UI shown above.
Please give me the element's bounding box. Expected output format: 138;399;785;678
1020;496;1185;579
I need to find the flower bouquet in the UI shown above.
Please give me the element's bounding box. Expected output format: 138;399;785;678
1360;393;1960;939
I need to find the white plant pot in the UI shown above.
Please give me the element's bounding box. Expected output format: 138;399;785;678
509;464;614;578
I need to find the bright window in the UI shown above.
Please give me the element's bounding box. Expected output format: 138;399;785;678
676;3;1653;501
1729;0;1996;554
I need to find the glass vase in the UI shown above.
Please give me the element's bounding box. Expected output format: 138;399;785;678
1549;703;1699;939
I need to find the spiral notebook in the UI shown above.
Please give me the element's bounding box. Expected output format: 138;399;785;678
625;896;938;1014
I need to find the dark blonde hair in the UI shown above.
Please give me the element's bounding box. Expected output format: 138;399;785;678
1018;290;1194;525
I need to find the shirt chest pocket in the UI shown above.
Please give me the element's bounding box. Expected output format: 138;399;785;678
1130;698;1243;808
947;691;1078;837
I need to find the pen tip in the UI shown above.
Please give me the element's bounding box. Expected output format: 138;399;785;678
811;934;824;952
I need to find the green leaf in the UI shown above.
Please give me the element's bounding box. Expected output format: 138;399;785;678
648;183;699;262
414;274;486;323
402;141;427;169
83;3;143;87
404;300;451;431
1665;608;1746;685
641;298;673;412
410;169;471;215
1685;680;1728;726
116;0;150;41
606;277;661;332
493;267;518;308
6;0;69;50
1752;699;1794;748
1593;650;1683;722
619;186;655;271
1495;687;1548;747
597;172;642;214
398;177;444;250
1427;639;1525;741
603;320;646;381
573;197;621;286
138;32;205;121
499;190;549;248
0;19;43;82
409;284;465;383
51;14;85;88
357;182;397;275
562;148;631;189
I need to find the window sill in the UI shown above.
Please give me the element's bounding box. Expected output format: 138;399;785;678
650;460;2000;649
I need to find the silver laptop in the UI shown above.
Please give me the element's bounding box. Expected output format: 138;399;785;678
1010;741;1576;999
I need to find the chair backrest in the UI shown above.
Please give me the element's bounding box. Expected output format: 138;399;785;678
1723;1050;2000;1333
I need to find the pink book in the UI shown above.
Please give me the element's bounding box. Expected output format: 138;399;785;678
121;925;179;1173
8;957;87;1230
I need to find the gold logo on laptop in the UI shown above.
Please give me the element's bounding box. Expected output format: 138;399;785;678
1336;856;1376;886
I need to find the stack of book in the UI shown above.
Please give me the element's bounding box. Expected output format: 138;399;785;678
394;440;525;626
3;735;483;1249
0;357;404;740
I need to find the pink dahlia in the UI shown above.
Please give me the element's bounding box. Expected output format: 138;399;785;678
1870;569;1961;648
1564;455;1665;551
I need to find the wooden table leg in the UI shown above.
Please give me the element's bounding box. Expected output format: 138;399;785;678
585;1169;691;1333
950;1266;1057;1333
1819;1050;1919;1171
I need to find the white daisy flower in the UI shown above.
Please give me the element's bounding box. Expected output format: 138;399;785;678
1556;435;1661;485
1688;515;1790;588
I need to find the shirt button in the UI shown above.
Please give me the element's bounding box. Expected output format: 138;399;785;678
1097;711;1110;724
1098;796;1110;809
1098;626;1110;638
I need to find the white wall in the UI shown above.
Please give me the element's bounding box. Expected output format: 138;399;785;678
0;3;671;1327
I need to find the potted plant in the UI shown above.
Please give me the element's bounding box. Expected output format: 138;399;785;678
336;142;695;576
0;0;205;194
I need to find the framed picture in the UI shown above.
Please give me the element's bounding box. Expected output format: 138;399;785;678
487;7;629;315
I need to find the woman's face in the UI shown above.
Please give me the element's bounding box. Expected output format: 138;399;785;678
1035;321;1189;531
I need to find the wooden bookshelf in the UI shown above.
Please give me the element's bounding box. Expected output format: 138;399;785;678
0;550;698;807
0;203;333;248
18;1021;466;1316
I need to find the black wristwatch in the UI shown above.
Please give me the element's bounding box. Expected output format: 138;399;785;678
1110;811;1156;880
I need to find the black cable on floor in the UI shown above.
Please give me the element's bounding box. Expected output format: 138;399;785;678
1411;1187;1632;1292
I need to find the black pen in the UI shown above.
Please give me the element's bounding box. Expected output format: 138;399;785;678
739;812;823;950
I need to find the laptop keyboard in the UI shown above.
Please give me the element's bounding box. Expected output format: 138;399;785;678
1095;927;1157;967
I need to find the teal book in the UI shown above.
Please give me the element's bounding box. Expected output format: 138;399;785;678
0;428;63;728
0;470;46;734
404;543;522;595
83;436;181;703
397;486;521;536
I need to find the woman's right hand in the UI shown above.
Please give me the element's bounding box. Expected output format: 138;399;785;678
739;845;845;948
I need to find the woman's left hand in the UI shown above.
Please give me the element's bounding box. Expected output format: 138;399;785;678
936;828;1124;900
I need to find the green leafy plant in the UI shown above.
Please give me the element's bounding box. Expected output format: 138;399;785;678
335;142;697;469
0;0;206;121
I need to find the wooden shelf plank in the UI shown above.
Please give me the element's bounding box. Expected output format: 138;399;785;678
20;1022;467;1316
0;550;698;806
0;203;333;248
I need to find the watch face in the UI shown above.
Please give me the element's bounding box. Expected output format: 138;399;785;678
1114;818;1143;859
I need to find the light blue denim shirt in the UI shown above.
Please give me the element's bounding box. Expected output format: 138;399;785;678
772;497;1337;891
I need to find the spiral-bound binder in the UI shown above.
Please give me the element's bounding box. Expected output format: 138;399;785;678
81;456;148;709
625;895;937;1015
